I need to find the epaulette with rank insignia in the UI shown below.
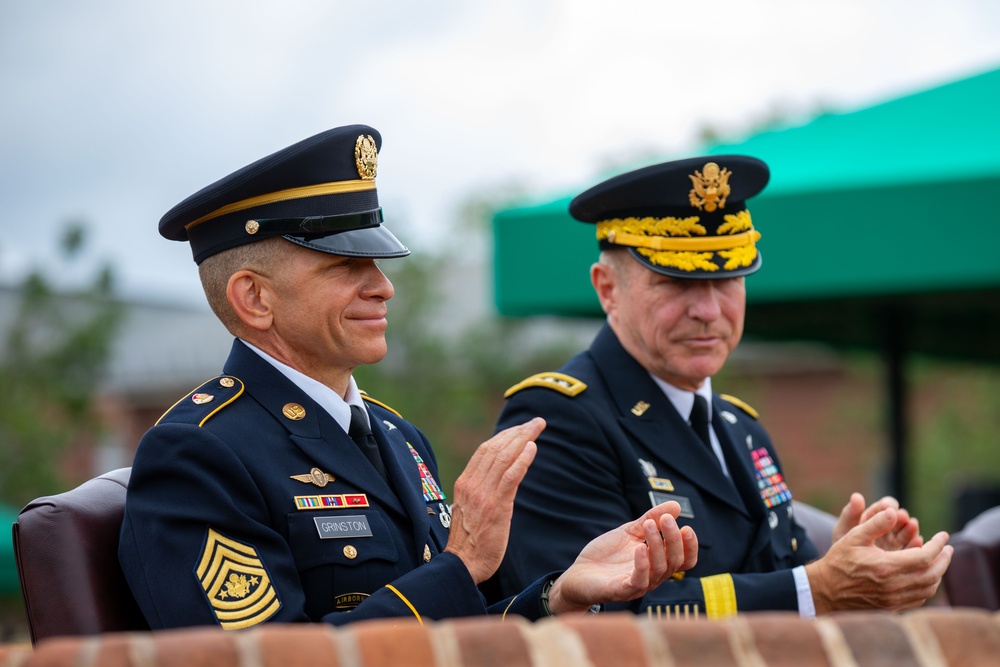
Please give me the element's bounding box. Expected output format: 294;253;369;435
504;372;587;398
155;376;245;427
360;391;402;417
719;394;759;420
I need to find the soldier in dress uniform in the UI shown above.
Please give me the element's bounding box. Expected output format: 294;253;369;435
491;155;952;618
118;125;698;630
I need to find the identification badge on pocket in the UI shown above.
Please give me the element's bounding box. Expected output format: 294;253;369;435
313;514;374;539
649;491;694;518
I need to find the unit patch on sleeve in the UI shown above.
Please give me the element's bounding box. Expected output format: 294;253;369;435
195;528;281;630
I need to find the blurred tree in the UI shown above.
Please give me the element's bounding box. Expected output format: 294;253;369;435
0;222;122;507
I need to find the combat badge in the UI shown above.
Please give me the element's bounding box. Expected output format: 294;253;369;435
195;528;281;630
192;393;214;405
437;502;452;528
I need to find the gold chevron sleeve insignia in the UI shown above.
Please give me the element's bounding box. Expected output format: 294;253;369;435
195;528;281;630
504;372;587;398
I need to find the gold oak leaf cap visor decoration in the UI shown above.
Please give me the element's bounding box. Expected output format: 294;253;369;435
569;154;769;279
158;124;410;264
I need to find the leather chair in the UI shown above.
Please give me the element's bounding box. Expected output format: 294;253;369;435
943;505;1000;610
792;500;837;556
11;467;149;644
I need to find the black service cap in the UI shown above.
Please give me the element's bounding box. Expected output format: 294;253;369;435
159;125;410;264
569;155;769;278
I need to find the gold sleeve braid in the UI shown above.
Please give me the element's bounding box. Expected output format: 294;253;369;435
384;584;423;625
701;573;738;619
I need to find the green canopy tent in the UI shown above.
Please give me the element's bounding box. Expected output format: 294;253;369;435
2;504;20;597
492;65;1000;505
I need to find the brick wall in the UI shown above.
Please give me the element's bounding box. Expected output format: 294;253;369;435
4;608;999;667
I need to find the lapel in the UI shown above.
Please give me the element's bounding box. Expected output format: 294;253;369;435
367;411;431;553
221;340;407;517
714;397;773;562
712;399;764;522
589;326;746;514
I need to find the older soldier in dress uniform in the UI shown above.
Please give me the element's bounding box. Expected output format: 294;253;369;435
118;125;698;630
492;155;952;618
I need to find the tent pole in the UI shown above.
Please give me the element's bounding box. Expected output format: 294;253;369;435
884;302;908;505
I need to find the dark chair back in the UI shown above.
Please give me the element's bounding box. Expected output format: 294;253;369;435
944;505;1000;610
11;467;149;644
792;500;836;556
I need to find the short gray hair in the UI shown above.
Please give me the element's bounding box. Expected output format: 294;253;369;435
197;237;295;335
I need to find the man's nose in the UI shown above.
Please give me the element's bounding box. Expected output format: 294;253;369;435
366;264;394;300
687;283;722;321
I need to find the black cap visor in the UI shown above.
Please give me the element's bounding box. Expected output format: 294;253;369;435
284;223;410;259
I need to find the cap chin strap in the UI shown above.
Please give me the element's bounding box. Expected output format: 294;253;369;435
245;208;383;236
602;227;760;252
185;178;378;231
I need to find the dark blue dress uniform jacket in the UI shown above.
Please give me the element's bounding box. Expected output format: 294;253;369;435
492;324;819;617
119;340;548;629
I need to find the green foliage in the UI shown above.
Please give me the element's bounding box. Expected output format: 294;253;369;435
0;222;123;507
909;360;1000;534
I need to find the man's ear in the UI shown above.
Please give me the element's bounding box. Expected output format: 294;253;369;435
590;261;618;316
226;270;273;332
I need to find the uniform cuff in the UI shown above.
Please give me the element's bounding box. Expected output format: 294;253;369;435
792;565;816;618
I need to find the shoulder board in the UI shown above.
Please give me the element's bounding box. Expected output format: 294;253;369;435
155;376;245;428
360;391;402;418
504;372;587;399
719;393;759;420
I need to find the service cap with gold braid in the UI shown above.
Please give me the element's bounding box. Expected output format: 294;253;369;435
159;124;410;264
569;155;769;279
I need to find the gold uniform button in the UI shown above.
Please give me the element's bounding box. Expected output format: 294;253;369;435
220;377;235;388
344;545;358;559
423;544;432;562
791;537;798;552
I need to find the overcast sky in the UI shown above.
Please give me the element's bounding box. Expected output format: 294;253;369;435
2;0;999;306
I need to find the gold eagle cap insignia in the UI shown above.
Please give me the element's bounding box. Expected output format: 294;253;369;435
355;134;378;180
688;162;732;212
290;468;335;487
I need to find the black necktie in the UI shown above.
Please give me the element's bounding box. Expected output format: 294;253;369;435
349;405;388;481
689;395;712;451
